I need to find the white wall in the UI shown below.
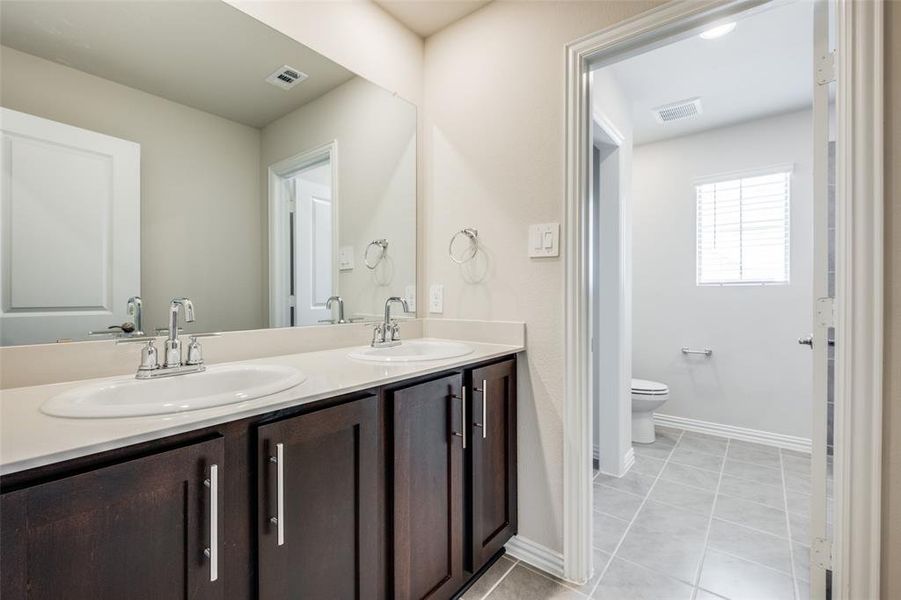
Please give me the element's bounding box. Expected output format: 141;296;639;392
261;76;417;321
632;109;813;439
1;46;265;334
422;0;661;552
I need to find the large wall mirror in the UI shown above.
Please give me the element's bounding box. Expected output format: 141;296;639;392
0;0;416;346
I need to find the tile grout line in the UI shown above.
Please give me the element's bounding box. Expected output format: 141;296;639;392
689;437;731;600
779;448;801;600
587;429;686;598
516;561;593;598
478;558;519;600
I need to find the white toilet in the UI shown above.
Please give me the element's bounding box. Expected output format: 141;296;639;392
631;378;670;444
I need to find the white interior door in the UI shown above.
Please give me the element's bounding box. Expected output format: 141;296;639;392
293;162;334;326
0;108;140;345
808;0;835;596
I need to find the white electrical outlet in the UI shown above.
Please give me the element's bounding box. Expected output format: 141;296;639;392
338;246;355;271
528;223;560;258
429;284;444;314
404;285;416;313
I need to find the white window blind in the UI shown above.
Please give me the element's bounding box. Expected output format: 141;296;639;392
696;168;791;285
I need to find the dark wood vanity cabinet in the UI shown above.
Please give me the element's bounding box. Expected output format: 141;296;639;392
468;359;518;570
387;357;518;600
0;355;517;600
0;436;224;600
256;394;381;599
389;373;467;600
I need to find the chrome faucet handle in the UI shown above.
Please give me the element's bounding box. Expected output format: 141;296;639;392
138;340;159;373
186;336;204;366
371;323;385;346
390;320;401;341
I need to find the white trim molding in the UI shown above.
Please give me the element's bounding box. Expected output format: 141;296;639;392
593;446;635;477
653;414;812;454
504;535;565;580
563;0;884;595
833;1;884;598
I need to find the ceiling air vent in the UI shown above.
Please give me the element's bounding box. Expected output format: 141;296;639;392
651;97;703;123
265;66;308;90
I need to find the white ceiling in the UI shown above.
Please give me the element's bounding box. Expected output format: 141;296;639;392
600;1;814;145
372;0;491;38
0;0;355;128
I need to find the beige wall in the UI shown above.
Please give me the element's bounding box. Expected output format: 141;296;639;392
882;2;900;598
260;76;417;321
0;46;265;335
422;0;661;551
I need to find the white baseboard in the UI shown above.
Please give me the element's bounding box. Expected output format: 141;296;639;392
622;447;635;473
593;446;635;477
653;413;812;454
504;535;565;580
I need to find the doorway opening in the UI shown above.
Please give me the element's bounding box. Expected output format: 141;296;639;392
268;142;339;328
581;2;836;598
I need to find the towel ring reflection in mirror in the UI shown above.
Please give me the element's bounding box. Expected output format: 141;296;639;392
448;228;479;264
364;239;388;269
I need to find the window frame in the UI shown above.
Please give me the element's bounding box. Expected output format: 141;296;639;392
694;164;794;287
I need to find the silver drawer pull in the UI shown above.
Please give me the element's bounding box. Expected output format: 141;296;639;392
451;387;468;448
203;464;219;582
269;443;285;546
473;380;488;439
481;379;488;439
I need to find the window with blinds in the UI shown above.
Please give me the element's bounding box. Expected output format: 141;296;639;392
696;168;791;285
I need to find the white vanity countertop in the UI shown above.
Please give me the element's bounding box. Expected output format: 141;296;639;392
0;338;523;476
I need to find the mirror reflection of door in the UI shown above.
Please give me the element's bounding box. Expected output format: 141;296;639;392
289;160;334;326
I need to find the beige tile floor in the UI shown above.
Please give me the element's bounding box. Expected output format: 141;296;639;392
463;427;830;600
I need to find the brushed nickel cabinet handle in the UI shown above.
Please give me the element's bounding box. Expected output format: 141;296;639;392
269;443;285;546
481;379;488;439
451;386;468;448
203;464;219;582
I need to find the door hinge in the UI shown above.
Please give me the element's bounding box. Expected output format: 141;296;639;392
816;51;836;85
812;536;832;570
816;297;836;328
287;295;296;308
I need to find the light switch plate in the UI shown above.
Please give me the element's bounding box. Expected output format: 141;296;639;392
528;223;560;257
338;246;355;271
404;285;416;313
429;284;444;314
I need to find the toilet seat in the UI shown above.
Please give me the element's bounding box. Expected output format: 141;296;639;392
631;378;668;396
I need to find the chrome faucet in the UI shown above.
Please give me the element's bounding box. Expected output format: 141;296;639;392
371;297;409;348
165;298;195;367
325;296;347;324
126;296;144;336
89;295;145;338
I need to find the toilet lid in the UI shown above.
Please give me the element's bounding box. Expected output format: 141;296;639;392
631;378;668;394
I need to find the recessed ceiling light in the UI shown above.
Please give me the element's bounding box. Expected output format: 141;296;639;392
699;22;736;39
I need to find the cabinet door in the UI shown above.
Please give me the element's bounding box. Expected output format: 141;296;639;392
0;437;224;600
469;359;518;569
257;395;380;599
390;373;465;600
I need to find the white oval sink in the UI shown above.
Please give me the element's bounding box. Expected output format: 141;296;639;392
41;364;306;418
348;340;473;363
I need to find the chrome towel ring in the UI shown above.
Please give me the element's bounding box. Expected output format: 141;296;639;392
448;228;479;264
364;239;388;269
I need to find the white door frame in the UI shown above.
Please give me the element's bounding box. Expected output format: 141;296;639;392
589;112;632;477
267;141;339;327
562;3;884;599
